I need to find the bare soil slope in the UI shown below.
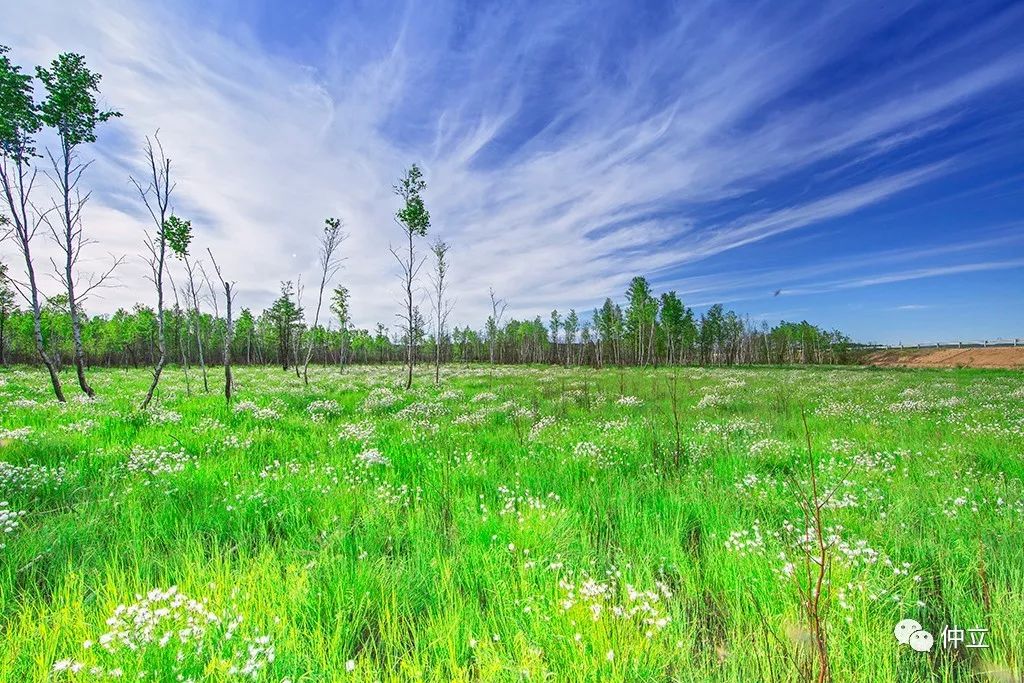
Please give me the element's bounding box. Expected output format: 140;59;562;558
865;346;1024;369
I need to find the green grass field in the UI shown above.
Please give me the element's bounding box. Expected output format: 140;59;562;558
0;364;1021;682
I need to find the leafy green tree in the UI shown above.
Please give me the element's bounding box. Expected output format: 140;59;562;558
699;304;725;364
349;328;372;364
374;323;389;363
0;44;65;400
37;52;121;398
549;309;560;364
625;276;658;366
268;281;303;370
234;308;256;363
391;164;430;389
563;309;579;366
330;285;350;368
659;291;686;364
594;298;624;366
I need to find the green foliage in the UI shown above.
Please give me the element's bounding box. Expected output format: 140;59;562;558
266;281;304;367
35;52;121;148
624;276;657;335
394;163;430;237
0;259;14;311
330;285;349;330
0;44;41;162
162;214;193;258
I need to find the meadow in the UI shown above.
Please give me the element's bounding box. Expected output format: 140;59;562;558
0;364;1021;682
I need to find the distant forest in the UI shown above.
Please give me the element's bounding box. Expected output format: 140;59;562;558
0;269;854;370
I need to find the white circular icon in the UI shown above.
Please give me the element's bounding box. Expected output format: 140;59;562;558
909;630;934;652
894;619;923;645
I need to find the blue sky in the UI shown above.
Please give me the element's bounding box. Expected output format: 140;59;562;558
4;0;1023;343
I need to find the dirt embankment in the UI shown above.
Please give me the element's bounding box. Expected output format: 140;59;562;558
864;346;1024;369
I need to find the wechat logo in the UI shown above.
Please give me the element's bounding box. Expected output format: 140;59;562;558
894;619;934;652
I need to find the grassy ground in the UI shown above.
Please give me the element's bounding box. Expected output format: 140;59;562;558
0;363;1021;682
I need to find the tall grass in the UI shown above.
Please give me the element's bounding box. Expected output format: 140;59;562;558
0;364;1021;681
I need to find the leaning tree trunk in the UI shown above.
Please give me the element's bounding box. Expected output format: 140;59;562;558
60;152;94;398
27;259;65;402
141;238;167;409
222;283;233;405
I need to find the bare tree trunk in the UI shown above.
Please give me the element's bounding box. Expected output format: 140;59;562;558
302;218;345;385
29;253;65;401
222;291;232;403
406;229;414;390
429;240;452;385
1;156;66;401
183;256;208;392
208;249;234;405
133;135;172;410
53;144;94;398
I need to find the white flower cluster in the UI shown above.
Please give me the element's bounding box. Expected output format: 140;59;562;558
362;387;401;411
815;400;870;419
374;481;422;507
8;398;40;409
0;461;67;493
61;419;97;434
122;446;196;477
558;574;673;637
146;407;183;425
306;399;341;422
0;426;34;441
355;449;390;467
1;501;26;547
486;484;561;524
453;409;489;426
696;393;726;409
748;438;791;458
52;585;275;680
397;401;446;420
529;416;556;440
571;441;622;469
724;521;765;556
335;421;375;444
234;400;282;421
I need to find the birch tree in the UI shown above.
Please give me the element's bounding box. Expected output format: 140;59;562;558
131;135;189;409
207;248;235;405
428;239;453;383
181;251;208;391
302;217;346;384
390;164;429;390
0;45;65;401
487;287;506;364
563;308;579;366
549;309;560;365
37;52;121;398
330;285;350;370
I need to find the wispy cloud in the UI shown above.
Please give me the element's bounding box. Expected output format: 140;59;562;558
2;0;1022;332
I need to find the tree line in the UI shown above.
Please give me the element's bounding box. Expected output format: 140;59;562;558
2;45;855;407
0;268;854;370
